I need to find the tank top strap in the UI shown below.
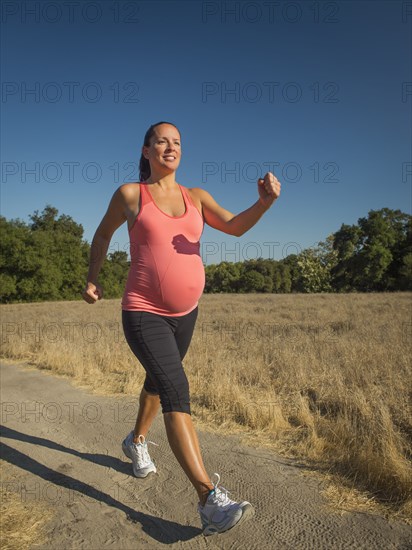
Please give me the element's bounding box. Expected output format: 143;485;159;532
139;182;151;206
180;185;195;208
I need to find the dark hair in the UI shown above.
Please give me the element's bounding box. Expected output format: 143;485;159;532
139;121;180;182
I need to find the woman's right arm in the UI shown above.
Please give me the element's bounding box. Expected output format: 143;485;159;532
81;185;131;304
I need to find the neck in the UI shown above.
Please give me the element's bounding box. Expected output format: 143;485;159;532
145;171;177;191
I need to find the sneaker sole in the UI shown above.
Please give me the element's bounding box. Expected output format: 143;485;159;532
122;442;157;478
203;502;255;536
132;465;157;478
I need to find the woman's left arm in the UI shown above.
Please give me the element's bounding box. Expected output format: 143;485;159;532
193;172;281;237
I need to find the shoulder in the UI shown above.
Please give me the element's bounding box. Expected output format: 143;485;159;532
117;182;141;204
186;186;213;202
118;182;141;196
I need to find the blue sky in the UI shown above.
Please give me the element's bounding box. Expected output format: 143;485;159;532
2;0;411;265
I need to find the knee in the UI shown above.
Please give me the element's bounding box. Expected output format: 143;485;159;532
160;397;191;415
150;374;191;415
143;378;159;396
143;386;160;396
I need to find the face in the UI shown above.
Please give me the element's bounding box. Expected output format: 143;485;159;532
142;124;181;174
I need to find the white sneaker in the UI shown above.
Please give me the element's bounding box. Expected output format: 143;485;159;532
198;473;254;535
121;432;157;478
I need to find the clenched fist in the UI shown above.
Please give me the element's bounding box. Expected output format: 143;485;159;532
257;172;281;208
81;282;103;304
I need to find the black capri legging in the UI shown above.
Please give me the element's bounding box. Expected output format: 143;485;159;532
121;306;198;415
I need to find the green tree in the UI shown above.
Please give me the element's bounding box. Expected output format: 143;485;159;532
204;263;218;292
262;275;274;293
331;209;411;292
211;261;241;292
99;251;130;298
240;269;265;292
398;253;412;290
330;224;363;291
296;250;329;293
279;263;292;293
0;216;29;302
1;205;89;302
281;254;304;292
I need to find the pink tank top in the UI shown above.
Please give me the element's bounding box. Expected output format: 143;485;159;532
121;182;205;316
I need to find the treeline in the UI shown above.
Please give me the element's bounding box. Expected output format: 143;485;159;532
0;206;129;303
206;207;411;293
0;205;410;304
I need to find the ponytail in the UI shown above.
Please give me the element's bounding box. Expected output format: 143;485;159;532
139;121;180;182
139;155;151;182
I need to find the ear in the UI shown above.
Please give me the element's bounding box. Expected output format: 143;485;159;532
142;145;150;160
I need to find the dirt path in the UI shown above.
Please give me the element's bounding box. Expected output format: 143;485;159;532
1;361;410;549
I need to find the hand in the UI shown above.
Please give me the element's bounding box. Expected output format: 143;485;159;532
81;282;103;304
257;172;281;208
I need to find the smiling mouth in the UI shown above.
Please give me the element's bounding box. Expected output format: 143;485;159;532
163;156;176;161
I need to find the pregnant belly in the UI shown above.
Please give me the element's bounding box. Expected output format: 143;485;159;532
124;248;205;314
161;259;206;312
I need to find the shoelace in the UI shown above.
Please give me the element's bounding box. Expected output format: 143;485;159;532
132;434;159;464
210;473;233;506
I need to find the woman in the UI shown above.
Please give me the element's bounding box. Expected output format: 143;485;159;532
81;121;281;535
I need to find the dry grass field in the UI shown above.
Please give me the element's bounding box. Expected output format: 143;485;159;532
1;292;411;522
